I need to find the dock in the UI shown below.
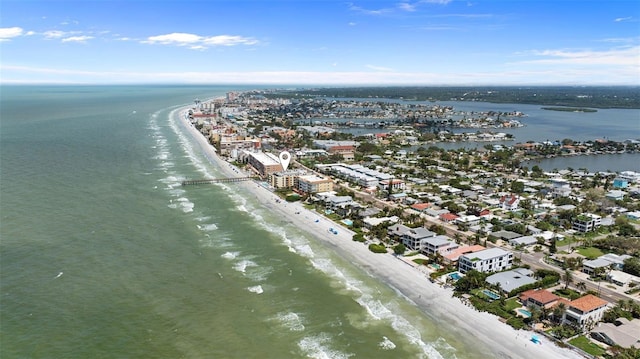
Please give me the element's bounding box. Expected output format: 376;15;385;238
181;176;258;186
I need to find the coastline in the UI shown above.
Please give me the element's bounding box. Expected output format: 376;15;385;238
176;107;584;359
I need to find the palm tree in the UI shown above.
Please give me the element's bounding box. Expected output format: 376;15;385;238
562;269;574;290
576;281;587;293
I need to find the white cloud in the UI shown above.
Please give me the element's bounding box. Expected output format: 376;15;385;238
420;0;452;4
0;27;24;41
62;35;94;43
365;64;395;72
398;2;417;12
522;46;640;67
143;32;257;49
1;64;637;85
614;16;633;22
43;30;69;39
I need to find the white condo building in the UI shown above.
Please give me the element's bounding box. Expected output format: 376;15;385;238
458;247;513;273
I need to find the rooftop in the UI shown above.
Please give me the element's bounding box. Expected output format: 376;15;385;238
569;294;608;312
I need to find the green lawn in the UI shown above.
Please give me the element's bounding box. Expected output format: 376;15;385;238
576;247;604;259
504;298;521;311
568;336;606;357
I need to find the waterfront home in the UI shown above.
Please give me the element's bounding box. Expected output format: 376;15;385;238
401;227;436;251
519;289;561;310
442;245;485;265
591;318;640;349
387;224;413;243
486;268;536;294
421;235;457;256
362;216;400;230
458;247;514;274
562;294;609;330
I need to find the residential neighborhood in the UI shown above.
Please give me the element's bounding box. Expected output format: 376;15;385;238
187;91;640;358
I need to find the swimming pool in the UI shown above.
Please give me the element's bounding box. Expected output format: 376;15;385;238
341;219;353;226
517;308;532;317
482;289;501;300
448;272;461;280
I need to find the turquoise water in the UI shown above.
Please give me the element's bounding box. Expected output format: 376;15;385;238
518;309;532;318
482;290;501;300
448;272;461;281
1;85;487;358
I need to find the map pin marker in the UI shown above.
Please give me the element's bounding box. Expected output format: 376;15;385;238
279;151;291;171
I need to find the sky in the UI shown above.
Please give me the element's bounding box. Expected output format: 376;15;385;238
1;0;639;85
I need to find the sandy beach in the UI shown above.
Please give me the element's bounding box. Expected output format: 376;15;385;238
178;108;584;359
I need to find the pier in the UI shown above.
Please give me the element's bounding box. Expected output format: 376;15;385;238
181;176;258;186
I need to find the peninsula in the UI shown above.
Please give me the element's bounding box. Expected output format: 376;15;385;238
185;89;640;359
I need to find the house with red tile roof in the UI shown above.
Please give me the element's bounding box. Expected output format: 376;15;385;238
499;194;520;211
410;202;431;212
442;245;485;265
562;294;609;329
519;289;560;310
439;213;459;223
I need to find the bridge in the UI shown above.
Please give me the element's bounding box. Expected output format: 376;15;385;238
181;176;258;186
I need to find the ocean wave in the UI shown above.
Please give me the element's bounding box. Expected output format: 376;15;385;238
276;311;305;332
197;223;218;231
298;333;353;359
379;336;396;350
221;251;240;260
233;259;257;273
247;285;263;294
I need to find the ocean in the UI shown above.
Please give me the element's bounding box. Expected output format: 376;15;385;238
1;85;487;359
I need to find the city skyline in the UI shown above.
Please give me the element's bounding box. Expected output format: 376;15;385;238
1;0;639;85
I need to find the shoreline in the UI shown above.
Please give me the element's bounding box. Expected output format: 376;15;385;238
176;107;584;359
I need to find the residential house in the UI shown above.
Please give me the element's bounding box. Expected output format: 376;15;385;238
572;213;601;233
591;318;640;349
613;177;630;189
519;289;561;310
486;268;536;293
401;227;436;251
562;294;609;329
388;224;412;243
458;247;513;274
421;235;457;256
499;194;520;211
605;190;626;201
439;213;459;223
509;235;538;247
549;178;572;197
442;245;485;265
582;253;632;276
362;216;400;230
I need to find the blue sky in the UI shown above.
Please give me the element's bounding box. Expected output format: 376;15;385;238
1;0;638;85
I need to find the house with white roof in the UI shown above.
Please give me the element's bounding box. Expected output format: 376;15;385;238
401;227;436;251
421;235;457;256
458;247;513;274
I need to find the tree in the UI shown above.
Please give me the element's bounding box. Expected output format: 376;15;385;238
623;257;640;277
510;180;525;194
393;243;406;255
562;269;574;290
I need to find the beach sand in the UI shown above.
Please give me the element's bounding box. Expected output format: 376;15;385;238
178;109;584;359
